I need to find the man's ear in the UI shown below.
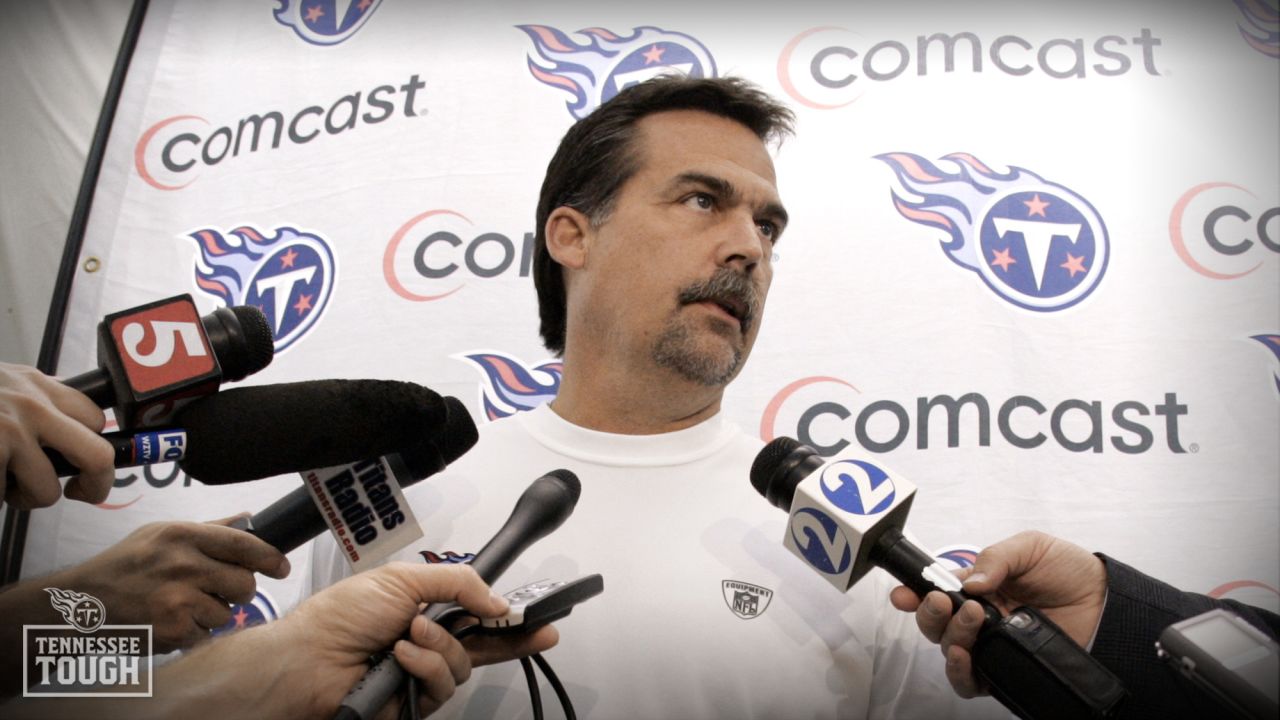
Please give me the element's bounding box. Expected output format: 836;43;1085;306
544;206;592;270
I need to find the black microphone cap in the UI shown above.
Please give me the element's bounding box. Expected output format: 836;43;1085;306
227;306;275;378
177;379;446;484
201;305;275;381
750;437;800;496
542;468;581;504
750;437;822;512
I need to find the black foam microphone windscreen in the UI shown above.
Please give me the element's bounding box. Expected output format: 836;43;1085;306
242;395;480;554
175;379;447;484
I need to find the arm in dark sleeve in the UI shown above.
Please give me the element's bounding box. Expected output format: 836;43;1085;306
1091;554;1279;720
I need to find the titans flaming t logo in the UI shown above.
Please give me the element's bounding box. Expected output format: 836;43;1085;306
420;550;477;565
456;351;563;421
188;225;336;353
878;152;1109;312
1252;334;1280;395
45;588;106;633
518;25;717;119
273;0;383;46
934;546;980;570
1233;0;1279;58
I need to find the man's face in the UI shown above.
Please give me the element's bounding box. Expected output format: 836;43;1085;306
571;109;787;386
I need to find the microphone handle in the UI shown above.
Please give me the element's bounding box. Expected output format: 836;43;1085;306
331;533;529;720
236;451;430;554
62;368;114;408
39;430;188;477
335;653;405;720
239;487;328;554
871;527;1003;627
333;523;545;720
872;529;1128;717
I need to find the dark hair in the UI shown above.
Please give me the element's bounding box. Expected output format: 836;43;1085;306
532;75;795;355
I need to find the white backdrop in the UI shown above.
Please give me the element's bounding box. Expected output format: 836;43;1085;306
6;0;1279;634
0;0;132;366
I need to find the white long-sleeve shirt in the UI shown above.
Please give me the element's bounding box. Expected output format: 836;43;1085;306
308;403;1005;719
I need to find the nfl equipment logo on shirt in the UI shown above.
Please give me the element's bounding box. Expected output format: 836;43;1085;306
722;580;774;619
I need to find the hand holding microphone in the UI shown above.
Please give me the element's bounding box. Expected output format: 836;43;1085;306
275;562;558;720
336;469;582;720
0;362;116;508
7;375;453;511
61;294;274;430
750;436;1001;621
0;562;557;720
0;510;293;699
889;530;1109;699
751;438;1127;720
1;295;273;510
2;513;292;652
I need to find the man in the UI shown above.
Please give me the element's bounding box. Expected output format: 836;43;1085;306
311;75;999;718
892;530;1280;719
1;561;558;719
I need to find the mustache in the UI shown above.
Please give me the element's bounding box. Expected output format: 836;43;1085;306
677;268;761;331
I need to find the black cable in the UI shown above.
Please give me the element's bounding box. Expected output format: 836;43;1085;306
395;618;552;720
520;656;544;720
450;623;480;640
393;613;580;720
532;653;576;720
398;612;476;719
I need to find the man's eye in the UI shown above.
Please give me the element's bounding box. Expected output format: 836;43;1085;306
758;220;780;242
685;193;714;210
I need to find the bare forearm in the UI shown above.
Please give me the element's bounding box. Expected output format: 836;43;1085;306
0;622;307;720
0;568;83;699
153;622;311;718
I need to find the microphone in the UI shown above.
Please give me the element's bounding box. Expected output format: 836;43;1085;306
60;295;274;430
335;469;582;720
455;468;580;581
750;436;995;618
236;396;479;553
176;379;450;485
40;379;449;485
751;438;1127;719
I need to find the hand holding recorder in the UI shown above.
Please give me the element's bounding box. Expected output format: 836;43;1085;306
0;562;557;720
888;530;1108;698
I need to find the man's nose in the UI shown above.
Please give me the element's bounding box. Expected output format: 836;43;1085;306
718;212;766;273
